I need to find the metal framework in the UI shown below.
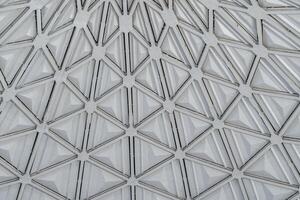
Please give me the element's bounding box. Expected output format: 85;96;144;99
0;0;300;199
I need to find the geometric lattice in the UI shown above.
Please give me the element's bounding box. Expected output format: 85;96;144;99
0;0;300;199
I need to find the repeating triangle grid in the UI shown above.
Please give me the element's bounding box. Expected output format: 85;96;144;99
0;0;300;199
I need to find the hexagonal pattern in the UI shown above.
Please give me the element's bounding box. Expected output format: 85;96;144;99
0;0;300;199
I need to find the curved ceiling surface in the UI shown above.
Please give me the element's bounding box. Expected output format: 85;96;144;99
0;0;300;199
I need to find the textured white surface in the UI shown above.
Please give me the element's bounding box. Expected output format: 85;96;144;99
0;0;300;199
